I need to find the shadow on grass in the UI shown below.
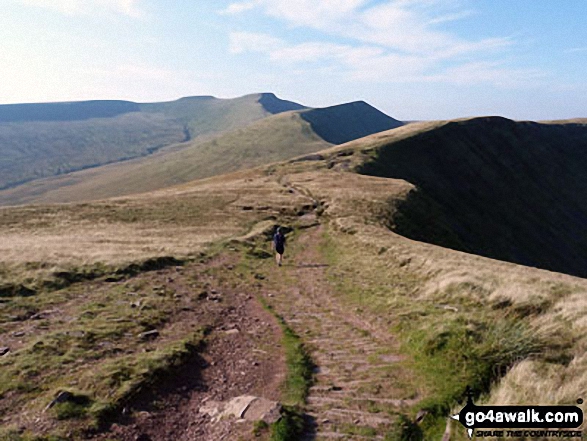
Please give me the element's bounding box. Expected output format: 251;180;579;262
296;263;329;269
302;414;318;440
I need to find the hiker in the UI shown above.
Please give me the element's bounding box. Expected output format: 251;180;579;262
272;227;286;266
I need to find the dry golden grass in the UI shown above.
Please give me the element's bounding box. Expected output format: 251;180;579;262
0;226;219;265
489;354;587;406
0;168;312;285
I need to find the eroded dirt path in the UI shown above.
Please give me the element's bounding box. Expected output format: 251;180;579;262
260;226;418;440
94;258;286;441
92;224;416;441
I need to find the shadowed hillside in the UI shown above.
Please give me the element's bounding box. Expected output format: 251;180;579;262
300;101;403;144
353;117;587;278
0;93;303;191
257;92;306;114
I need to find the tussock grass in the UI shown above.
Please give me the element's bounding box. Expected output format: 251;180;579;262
0;331;204;439
0;273;203;409
86;330;206;428
403;317;545;415
386;414;423;440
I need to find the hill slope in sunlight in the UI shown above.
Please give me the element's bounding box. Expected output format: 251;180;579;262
0;93;304;191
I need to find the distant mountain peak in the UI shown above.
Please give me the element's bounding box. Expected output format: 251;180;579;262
257;92;306;114
299;101;403;145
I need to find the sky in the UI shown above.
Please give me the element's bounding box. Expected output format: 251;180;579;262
0;0;586;120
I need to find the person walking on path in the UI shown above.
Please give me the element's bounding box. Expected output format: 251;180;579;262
272;227;286;266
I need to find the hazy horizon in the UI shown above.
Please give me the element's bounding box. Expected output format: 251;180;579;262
1;0;586;121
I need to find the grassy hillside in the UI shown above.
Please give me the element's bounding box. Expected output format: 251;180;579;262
0;101;402;206
0;113;186;190
270;145;587;438
329;117;587;278
0;112;329;205
0;93;304;191
139;92;305;139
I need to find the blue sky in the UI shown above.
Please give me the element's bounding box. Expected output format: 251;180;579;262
0;0;586;120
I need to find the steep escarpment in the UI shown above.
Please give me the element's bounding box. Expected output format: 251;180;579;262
357;117;587;278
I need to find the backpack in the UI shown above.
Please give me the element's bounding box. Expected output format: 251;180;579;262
273;233;285;248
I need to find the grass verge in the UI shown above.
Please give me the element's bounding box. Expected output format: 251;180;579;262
317;226;557;439
258;296;314;441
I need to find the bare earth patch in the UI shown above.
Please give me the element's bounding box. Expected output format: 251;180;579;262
1;253;286;441
94;273;285;441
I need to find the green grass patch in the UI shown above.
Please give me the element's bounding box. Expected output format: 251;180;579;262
258;297;313;441
384;414;423;440
0;256;210;437
400;315;544;437
0;433;66;441
51;393;93;420
269;406;306;441
258;298;314;407
87;329;207;428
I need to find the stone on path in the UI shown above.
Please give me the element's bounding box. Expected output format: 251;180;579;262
138;330;160;340
199;395;281;424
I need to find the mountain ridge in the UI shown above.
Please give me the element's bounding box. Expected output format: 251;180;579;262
300;100;403;144
0;97;403;205
0;93;306;191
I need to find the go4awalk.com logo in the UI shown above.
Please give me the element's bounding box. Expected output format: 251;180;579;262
450;389;584;439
